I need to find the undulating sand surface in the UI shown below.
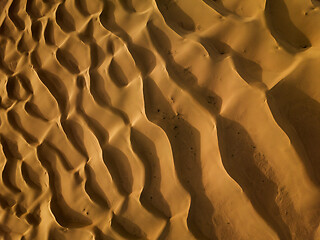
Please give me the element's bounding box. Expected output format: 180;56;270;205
1;0;320;239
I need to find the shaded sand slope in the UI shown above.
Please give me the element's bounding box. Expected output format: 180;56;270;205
1;0;320;239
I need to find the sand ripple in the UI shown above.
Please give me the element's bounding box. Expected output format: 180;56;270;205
1;0;320;239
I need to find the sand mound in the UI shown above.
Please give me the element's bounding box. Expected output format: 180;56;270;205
1;0;320;239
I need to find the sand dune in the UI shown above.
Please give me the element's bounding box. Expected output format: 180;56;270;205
1;0;320;239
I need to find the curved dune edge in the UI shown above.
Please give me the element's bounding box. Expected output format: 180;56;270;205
1;0;320;239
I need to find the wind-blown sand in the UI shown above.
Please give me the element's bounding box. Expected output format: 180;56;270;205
1;0;320;239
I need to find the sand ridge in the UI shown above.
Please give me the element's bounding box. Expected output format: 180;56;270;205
1;0;320;239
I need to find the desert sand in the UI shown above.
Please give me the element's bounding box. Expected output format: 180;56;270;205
1;0;320;239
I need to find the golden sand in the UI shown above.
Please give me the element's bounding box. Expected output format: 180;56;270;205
1;0;320;239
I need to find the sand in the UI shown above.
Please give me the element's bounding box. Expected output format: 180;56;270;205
0;0;320;239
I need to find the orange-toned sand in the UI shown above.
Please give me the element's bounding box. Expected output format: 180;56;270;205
1;0;320;239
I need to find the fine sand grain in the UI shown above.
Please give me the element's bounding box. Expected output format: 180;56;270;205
1;0;320;239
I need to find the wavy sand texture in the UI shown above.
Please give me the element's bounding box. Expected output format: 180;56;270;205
1;0;320;239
